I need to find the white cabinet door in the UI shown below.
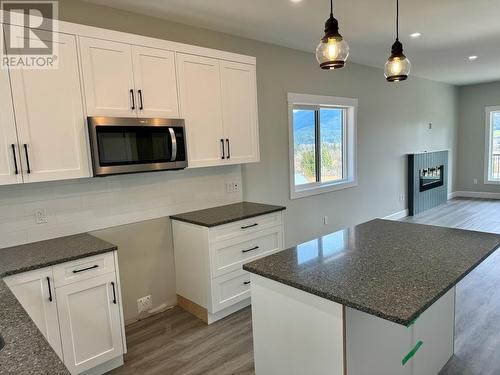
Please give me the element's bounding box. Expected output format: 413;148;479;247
177;53;224;167
4;268;63;360
79;37;136;117
0;61;23;185
9;30;90;183
132;46;179;118
412;288;455;375
57;272;123;374
220;61;260;164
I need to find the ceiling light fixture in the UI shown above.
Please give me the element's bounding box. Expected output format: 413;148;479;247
384;0;411;82
410;32;421;38
468;55;478;61
315;0;349;70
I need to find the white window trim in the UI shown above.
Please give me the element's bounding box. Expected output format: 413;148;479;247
288;93;358;199
484;106;500;185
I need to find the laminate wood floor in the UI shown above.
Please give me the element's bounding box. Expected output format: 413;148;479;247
110;198;500;375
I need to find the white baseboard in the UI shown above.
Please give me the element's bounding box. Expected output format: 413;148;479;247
384;209;409;220
451;191;500;200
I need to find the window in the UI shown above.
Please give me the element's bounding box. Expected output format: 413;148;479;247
288;93;357;199
485;106;500;183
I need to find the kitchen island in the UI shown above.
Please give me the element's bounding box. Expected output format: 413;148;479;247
243;219;500;375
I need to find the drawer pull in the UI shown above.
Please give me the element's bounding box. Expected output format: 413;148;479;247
72;264;99;274
242;246;259;253
46;277;53;302
111;281;117;304
402;340;423;366
241;223;258;230
243;281;251;285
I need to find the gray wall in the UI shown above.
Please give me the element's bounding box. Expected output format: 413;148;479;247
57;0;459;321
457;81;500;193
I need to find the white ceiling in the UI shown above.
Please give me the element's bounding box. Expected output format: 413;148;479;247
82;0;500;85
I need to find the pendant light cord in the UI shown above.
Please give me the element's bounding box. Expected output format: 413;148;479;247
330;0;333;16
396;0;399;41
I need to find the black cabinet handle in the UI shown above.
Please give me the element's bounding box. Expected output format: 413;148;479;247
111;282;117;304
23;144;31;174
226;139;231;159
220;139;225;159
130;89;135;110
138;89;143;110
72;264;98;274
11;144;18;175
243;281;251;285
242;246;259;253
46;277;53;302
241;223;258;230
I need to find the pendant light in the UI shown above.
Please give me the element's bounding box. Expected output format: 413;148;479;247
384;0;411;82
316;0;349;69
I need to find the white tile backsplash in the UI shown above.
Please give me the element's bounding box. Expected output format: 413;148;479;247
0;165;243;248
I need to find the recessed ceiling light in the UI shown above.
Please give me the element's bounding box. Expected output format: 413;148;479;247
468;55;478;61
290;0;302;3
410;32;421;38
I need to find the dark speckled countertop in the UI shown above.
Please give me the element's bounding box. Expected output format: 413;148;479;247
244;219;500;326
170;201;286;227
0;234;117;375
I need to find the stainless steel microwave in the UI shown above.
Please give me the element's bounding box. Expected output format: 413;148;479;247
88;117;187;177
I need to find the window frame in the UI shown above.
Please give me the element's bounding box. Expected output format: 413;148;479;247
288;93;358;199
485;106;500;184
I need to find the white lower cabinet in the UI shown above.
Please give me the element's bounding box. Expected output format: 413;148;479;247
4;251;125;375
172;211;284;324
56;273;123;374
4;267;63;360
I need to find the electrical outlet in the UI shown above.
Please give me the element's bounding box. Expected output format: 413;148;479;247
399;194;405;202
428;122;433;130
137;295;152;314
35;209;48;224
323;216;328;225
225;182;241;193
473;178;478;185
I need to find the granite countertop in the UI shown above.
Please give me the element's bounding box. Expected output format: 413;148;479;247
170;201;286;227
244;219;500;326
0;234;117;375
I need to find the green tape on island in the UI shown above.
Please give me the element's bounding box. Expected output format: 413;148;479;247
402;341;423;366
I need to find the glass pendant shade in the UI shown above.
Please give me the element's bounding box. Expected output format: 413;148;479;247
384;39;411;82
316;13;349;69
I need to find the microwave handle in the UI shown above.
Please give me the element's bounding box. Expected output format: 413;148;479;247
169;128;177;162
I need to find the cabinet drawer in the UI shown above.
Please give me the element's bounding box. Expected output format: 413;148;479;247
210;227;283;277
209;212;283;243
53;252;115;288
210;269;251;313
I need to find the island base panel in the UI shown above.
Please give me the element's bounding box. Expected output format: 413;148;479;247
346;287;455;375
250;274;344;375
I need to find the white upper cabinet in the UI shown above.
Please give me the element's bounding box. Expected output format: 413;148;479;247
79;38;136;117
132;46;179;118
4;268;63;360
220;61;260;164
80;39;179;119
9;29;90;183
177;53;225;167
0;59;23;186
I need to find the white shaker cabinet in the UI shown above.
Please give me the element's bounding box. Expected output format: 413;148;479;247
176;53;225;167
4;267;63;360
80;39;179;118
56;272;123;374
131;46;179;118
79;37;136;117
220;61;260;164
0;60;22;186
8;29;90;183
173;211;284;324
